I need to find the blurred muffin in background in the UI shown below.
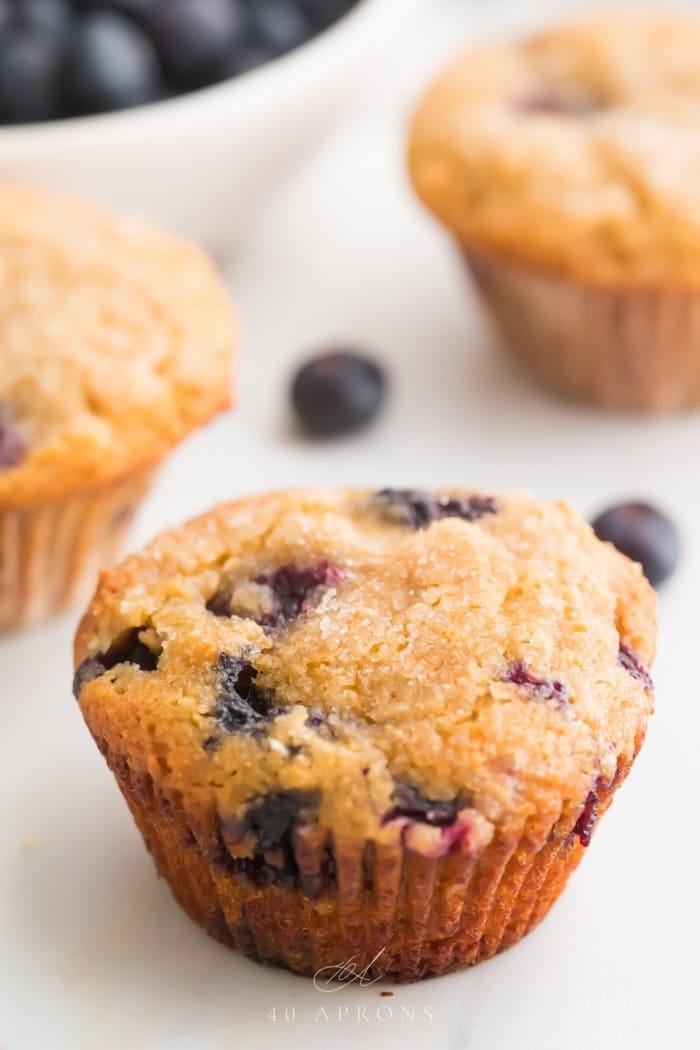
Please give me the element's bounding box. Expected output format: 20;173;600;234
0;183;235;632
410;14;700;412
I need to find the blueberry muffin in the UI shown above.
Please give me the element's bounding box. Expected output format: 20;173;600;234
0;184;235;630
73;488;656;982
410;15;700;412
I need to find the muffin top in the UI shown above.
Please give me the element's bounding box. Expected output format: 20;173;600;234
74;488;656;859
410;15;700;286
0;185;235;509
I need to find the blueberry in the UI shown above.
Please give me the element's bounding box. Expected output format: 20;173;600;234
502;660;569;708
62;11;163;115
11;0;73;34
146;0;247;90
240;790;319;852
221;790;328;896
291;351;387;438
0;422;27;468
212;654;278;735
371;490;498;530
72;627;159;698
383;783;462;828
247;0;312;57
300;0;357;32
0;25;63;122
255;561;341;628
591;501;680;588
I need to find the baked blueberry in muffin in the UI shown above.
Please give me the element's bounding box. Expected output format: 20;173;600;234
74;488;656;981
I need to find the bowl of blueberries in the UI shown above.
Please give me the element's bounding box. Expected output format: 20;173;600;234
0;0;402;249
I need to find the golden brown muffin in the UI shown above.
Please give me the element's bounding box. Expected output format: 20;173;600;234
409;15;700;411
73;488;656;982
0;184;235;630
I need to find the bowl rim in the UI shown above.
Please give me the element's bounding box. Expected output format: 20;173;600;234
0;0;398;144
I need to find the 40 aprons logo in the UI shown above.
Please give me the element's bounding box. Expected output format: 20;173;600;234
265;950;435;1024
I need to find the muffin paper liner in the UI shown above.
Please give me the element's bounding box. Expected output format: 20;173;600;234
0;470;154;632
465;247;700;412
96;733;643;983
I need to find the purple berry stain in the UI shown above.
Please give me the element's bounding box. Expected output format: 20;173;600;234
618;643;654;692
372;490;497;530
514;89;603;118
573;784;600;847
255;561;341;628
503;660;569;708
207;561;341;628
0;423;26;470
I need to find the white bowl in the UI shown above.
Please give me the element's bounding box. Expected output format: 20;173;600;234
0;0;404;251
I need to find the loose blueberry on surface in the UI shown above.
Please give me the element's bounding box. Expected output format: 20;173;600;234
255;561;341;628
573;784;600;847
618;643;654;692
146;0;247;90
213;653;278;734
383;783;462;828
591;501;680;588
291;350;387;438
503;660;569;708
0;25;63;122
62;11;162;114
372;489;498;530
72;627;159;698
0;423;27;469
247;0;311;57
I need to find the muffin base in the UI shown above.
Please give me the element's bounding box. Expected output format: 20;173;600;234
0;470;154;632
98;736;642;983
465;248;700;412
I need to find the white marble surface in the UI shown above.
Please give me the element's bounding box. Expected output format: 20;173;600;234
2;2;699;1048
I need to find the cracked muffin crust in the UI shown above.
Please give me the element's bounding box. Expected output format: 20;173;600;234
409;15;700;410
74;488;656;981
0;183;235;629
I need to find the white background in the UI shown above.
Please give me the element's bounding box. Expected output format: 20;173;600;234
1;2;698;1048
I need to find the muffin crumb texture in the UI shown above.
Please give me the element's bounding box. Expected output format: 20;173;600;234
74;488;655;845
0;184;235;507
